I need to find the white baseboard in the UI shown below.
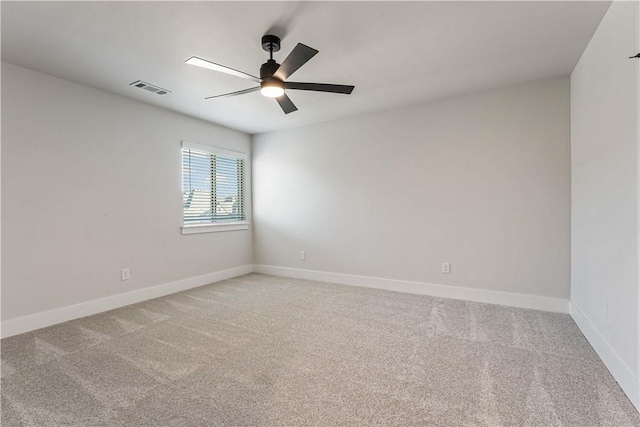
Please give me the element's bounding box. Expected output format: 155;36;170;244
0;264;254;339
570;302;639;411
253;265;570;313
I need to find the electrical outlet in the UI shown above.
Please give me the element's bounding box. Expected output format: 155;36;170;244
121;268;130;281
603;301;608;321
300;251;306;261
442;262;451;274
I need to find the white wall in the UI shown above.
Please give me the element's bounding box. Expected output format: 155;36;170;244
253;77;571;306
1;62;252;326
570;0;640;409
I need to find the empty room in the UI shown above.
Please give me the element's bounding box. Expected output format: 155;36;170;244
1;1;639;425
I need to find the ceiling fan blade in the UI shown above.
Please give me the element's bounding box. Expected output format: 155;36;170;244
275;94;298;114
284;82;355;94
273;43;318;81
205;87;260;100
186;56;261;83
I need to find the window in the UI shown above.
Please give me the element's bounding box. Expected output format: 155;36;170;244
181;141;248;234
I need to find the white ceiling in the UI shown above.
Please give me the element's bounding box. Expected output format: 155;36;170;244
1;1;610;135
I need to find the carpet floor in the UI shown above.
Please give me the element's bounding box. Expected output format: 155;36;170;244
1;273;639;426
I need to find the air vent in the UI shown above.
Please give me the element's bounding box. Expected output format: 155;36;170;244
129;80;170;95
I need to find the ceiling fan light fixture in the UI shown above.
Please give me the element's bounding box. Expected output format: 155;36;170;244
260;78;284;98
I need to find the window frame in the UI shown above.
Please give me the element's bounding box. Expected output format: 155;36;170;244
181;141;249;234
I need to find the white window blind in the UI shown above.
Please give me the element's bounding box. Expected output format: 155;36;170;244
182;142;246;226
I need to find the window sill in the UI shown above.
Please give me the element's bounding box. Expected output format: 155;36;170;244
182;222;250;234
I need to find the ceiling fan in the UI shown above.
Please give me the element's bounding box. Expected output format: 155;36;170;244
185;35;355;114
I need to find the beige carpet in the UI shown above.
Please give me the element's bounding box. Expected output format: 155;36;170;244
1;273;639;426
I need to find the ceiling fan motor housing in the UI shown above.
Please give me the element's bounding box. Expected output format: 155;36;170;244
260;59;280;80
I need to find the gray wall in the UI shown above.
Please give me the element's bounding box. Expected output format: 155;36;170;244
253;77;571;299
570;0;639;405
1;62;253;321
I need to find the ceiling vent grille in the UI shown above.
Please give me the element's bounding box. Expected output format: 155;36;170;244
129;80;170;95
